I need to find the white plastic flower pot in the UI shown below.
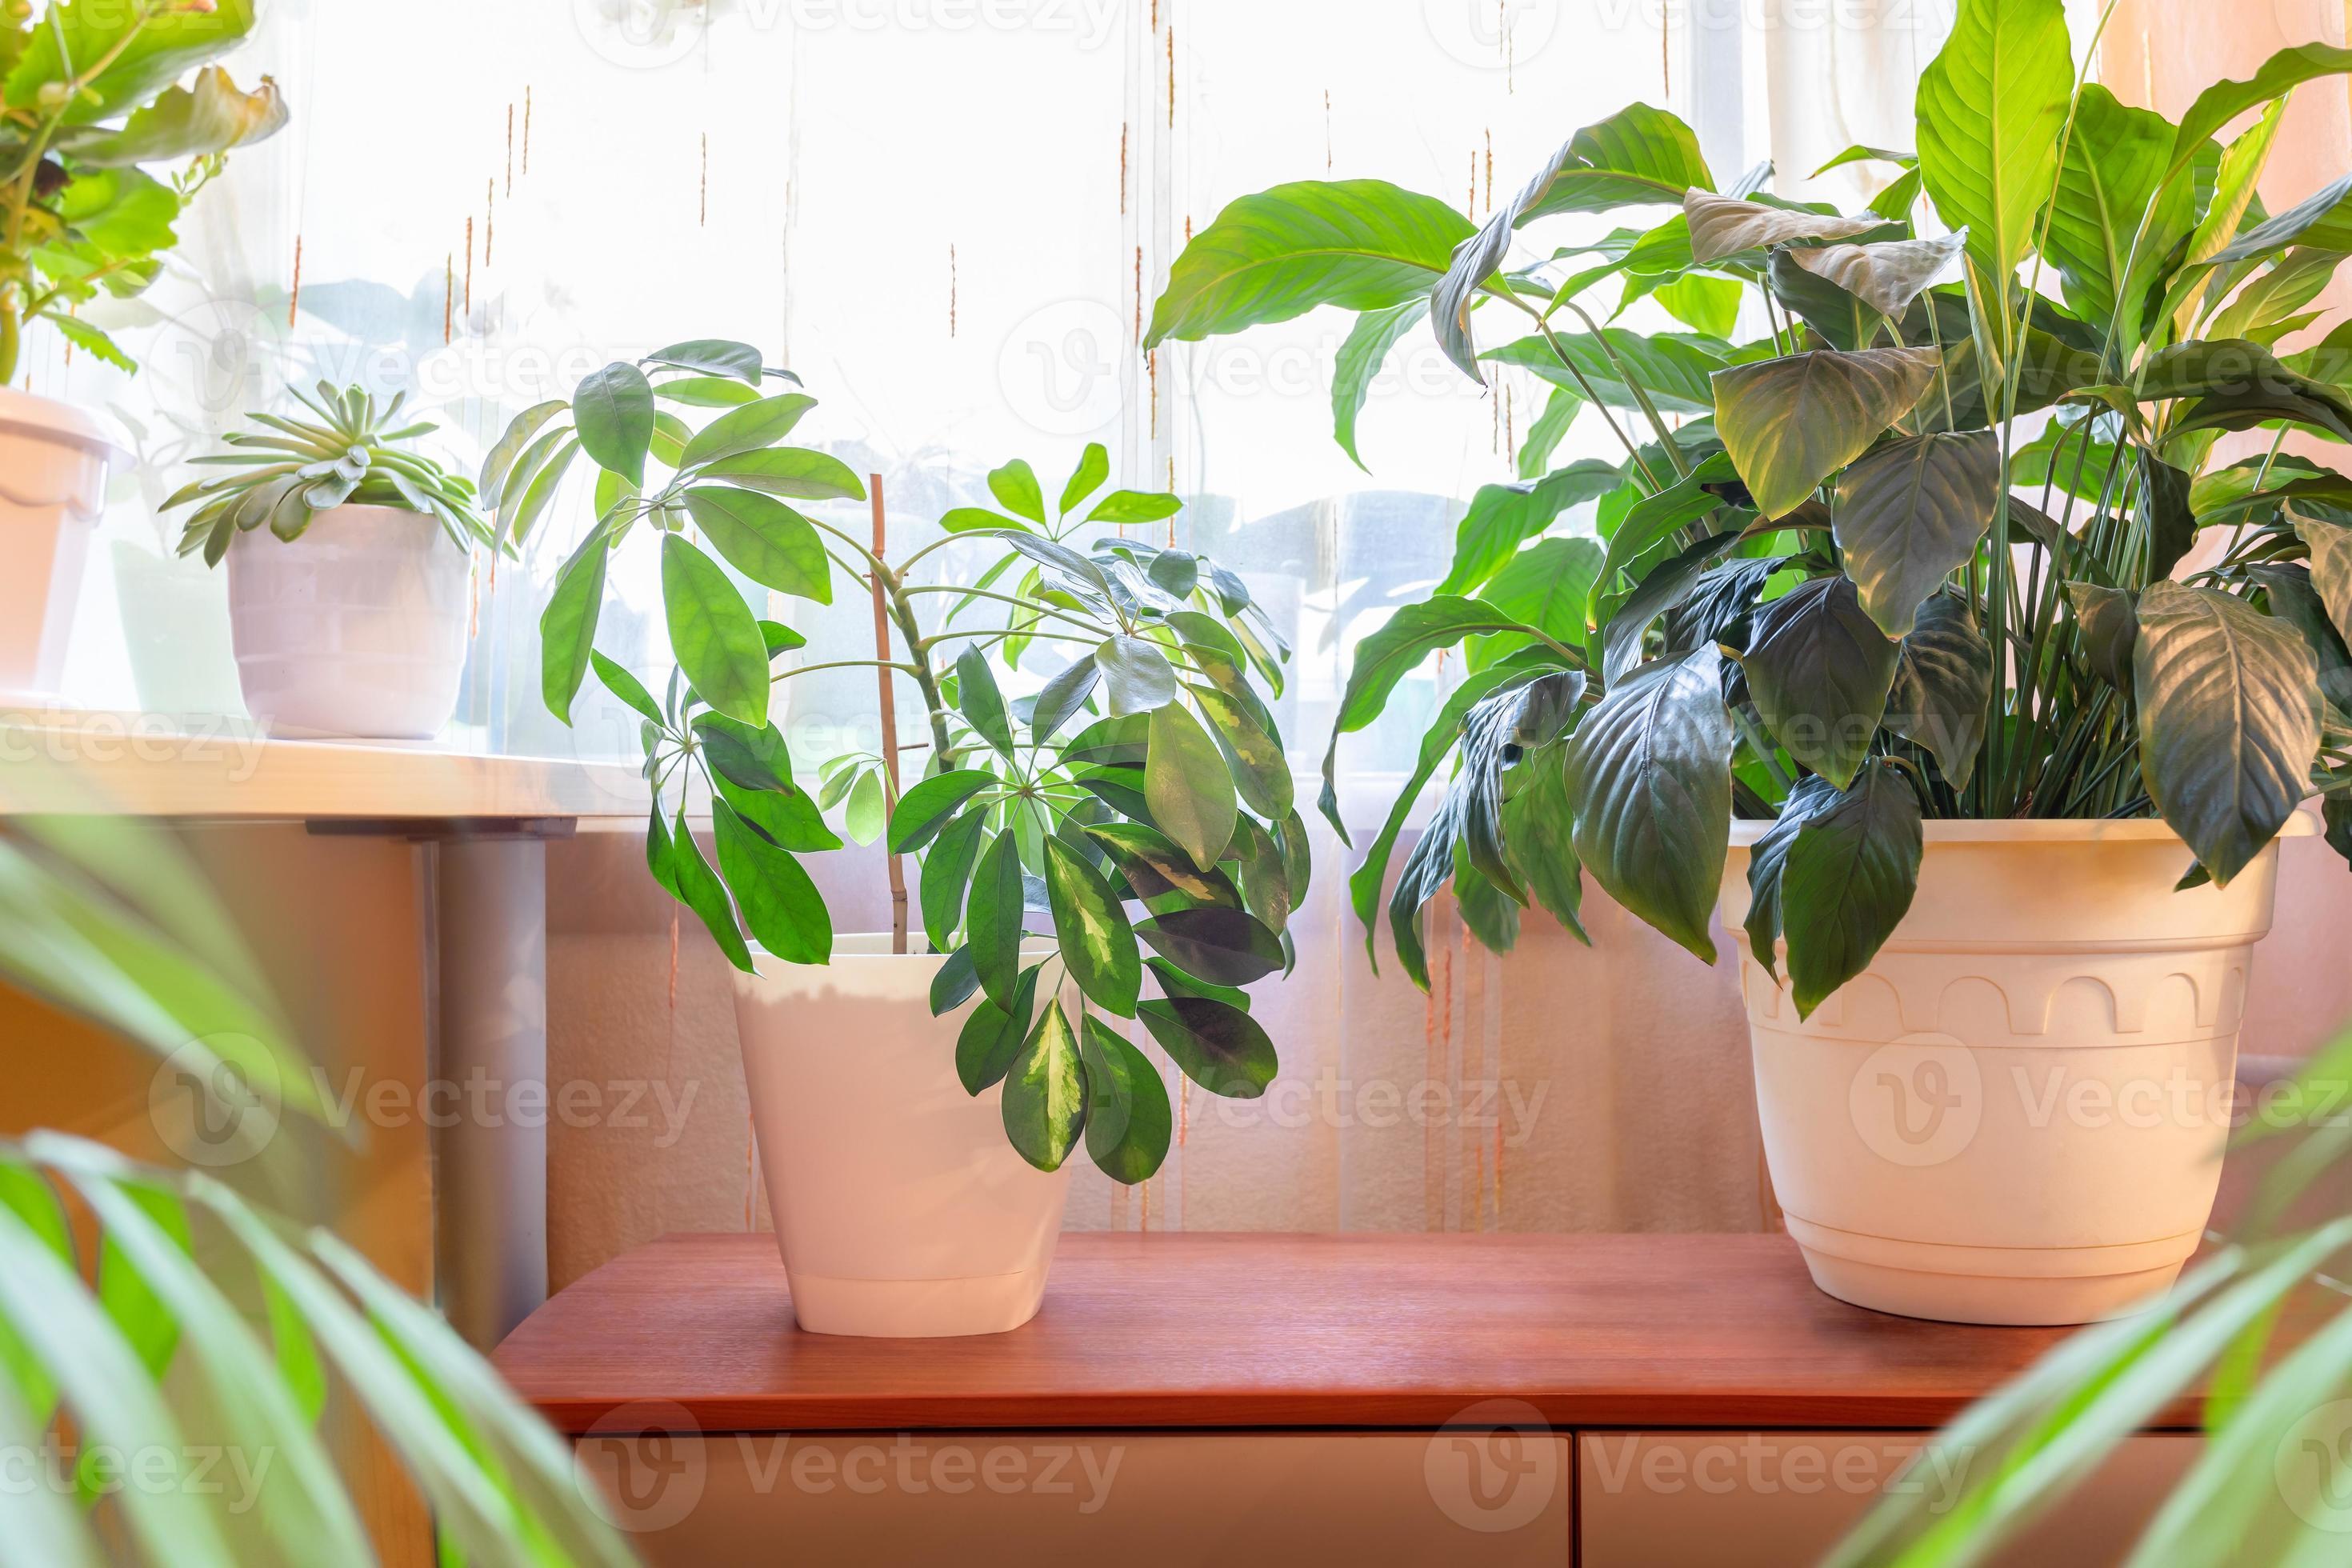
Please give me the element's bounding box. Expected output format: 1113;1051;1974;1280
731;936;1076;1338
225;503;470;739
1721;816;2311;1326
0;390;124;702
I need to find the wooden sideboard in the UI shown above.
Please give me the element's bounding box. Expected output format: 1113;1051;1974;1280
491;1231;2262;1565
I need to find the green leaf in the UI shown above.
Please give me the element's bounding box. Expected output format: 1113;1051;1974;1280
681;486;830;602
642;338;767;384
1030;657;1102;740
966;831;1027;1005
1682;190;1883;264
1086;490;1184;525
1436;460;1619;597
1483;328;1728;414
692;711;796;794
1886;588;1992;789
929;946;979;1015
2298;514;2352;644
1320;595;1571;835
2045;86;2195;353
590;650;662;725
654;375;762;408
1654;273;1742;338
842;770;886;846
2067;579;2141;686
1713;348;1942;518
1743;575;1899;789
8;0;259;125
1095;636;1180;715
678;394;817;469
1079;1020;1172;1184
695;446;867;502
1083;820;1242;908
1432;104;1714;376
480;400;570;507
1602;529;1743;685
1490;536;1608;664
1044;838;1141;1017
1914;0;2074;336
1833;431;2000;637
1002;1002;1086;1172
956;964;1040;1094
890;770;998;854
1188;683;1292;819
1778;232;1966;319
661;534;769;726
1775;764;1923;1018
1136;907;1284;986
1146;702;1238;870
1138;994;1278;1098
539;529;608;725
920;808;990;952
669;813;754;972
52;314;134;372
1058;444;1110;516
712;801;830;964
1502;738;1588;943
1518;386;1584;481
954;646;1015;754
1146;179;1474;346
2134;581;2319;886
1591;454;1740;611
986;458;1046;523
2166;42;2352;185
571;362;655;487
2143;338;2352;447
1564;645;1734;962
1333;299;1426;470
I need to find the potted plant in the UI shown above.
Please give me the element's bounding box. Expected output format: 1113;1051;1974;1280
166;383;494;738
1147;2;2352;1323
0;0;283;702
493;342;1305;1335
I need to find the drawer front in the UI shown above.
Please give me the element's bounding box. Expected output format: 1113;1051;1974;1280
1578;1430;2199;1566
577;1428;1572;1566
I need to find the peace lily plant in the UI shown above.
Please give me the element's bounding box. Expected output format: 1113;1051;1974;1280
493;343;1304;1186
1150;5;2352;1018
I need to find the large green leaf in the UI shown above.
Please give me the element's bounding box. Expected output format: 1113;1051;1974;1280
2166;43;2352;185
1712;348;1941;518
1430;104;1714;376
1602;529;1742;685
954;645;1015;755
1563;645;1734;962
1318;595;1569;836
643;338;767;384
1833;431;2001;636
571;362;655;487
1914;0;2074;341
694;446;867;502
1137;994;1277;1098
966;831;1027;1006
1084;820;1241;908
1145;180;1472;346
2045;86;2190;354
1136;907;1284;986
1079;1019;1172;1184
1742;575;1901;789
1095;635;1180;715
1485;537;1607;665
668;813;753;972
1500;738;1588;943
659;534;768;726
678;394;816;469
955;964;1039;1094
7;0;258;123
1483;328;1728;414
2140;339;2352;447
58;65;284;166
2298;514;2352;643
1885;588;1992;789
711;802;831;965
1436;460;1619;596
1001;1002;1086;1173
1189;683;1292;818
888;769;997;854
1774;762;1924;1019
538;527;607;725
919;808;988;952
1145;702;1237;870
2134;581;2320;885
681;486;830;602
1333;299;1426;469
2211;173;2352;265
1043;838;1140;1018
1682;191;1883;265
1778;232;1966;319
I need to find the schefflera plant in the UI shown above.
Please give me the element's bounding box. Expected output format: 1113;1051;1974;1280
489;358;1306;1183
1149;0;2352;1018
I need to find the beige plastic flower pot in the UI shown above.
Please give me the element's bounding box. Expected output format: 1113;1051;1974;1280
1721;816;2311;1326
731;936;1075;1338
0;390;123;702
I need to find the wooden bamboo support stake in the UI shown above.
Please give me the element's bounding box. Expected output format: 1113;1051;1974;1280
870;473;909;954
